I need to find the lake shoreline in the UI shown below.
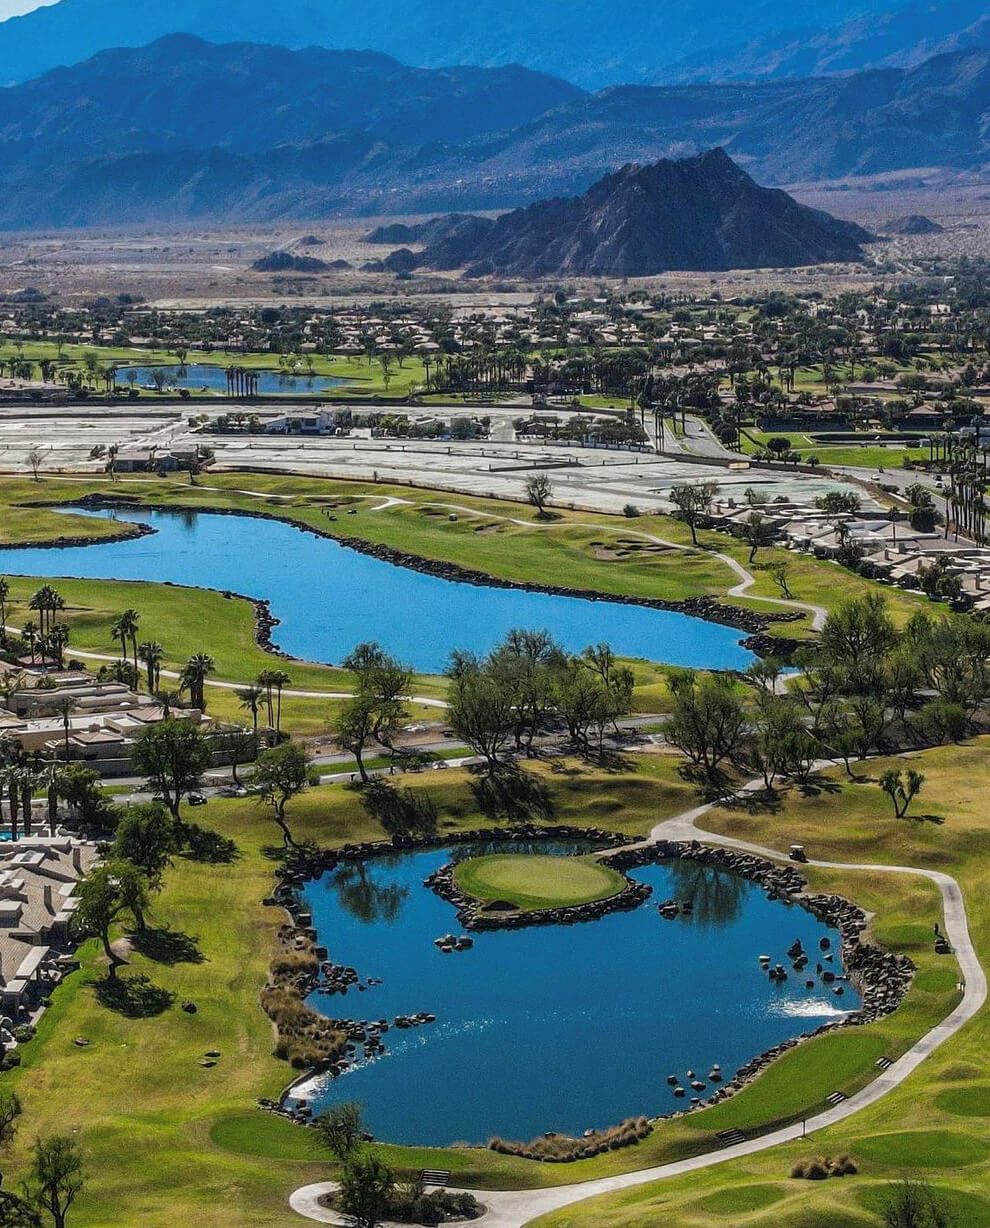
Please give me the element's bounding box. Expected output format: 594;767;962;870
264;828;912;1149
16;494;802;662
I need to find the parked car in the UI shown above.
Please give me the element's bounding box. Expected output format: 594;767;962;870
187;793;208;807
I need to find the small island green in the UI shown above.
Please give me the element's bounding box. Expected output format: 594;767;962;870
452;853;627;912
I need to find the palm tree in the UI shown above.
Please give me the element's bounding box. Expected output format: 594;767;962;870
256;669;277;728
45;623;70;669
30;584;64;637
138;642;164;694
46;762;65;837
20;769;35;838
21;619;38;664
180;653;215;712
269;670;292;736
156;688;182;719
0;575;9;643
111;609;141;683
237;684;264;734
53;695;74;761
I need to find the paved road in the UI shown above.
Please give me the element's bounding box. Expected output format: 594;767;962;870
288;766;986;1228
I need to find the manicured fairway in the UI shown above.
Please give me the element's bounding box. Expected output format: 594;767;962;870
453;853;626;910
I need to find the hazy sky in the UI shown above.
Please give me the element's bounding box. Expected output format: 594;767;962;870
0;0;55;19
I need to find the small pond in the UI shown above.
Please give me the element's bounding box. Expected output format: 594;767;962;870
118;364;351;395
293;844;859;1145
0;507;756;673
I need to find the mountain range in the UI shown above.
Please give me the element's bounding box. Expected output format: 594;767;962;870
0;0;988;90
377;150;872;278
0;35;984;227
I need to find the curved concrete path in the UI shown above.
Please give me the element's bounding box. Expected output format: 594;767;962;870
403;497;829;632
290;770;985;1227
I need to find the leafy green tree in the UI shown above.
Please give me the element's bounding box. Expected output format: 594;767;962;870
0;1089;22;1193
251;742;311;847
446;656;516;774
312;1101;365;1164
879;1177;955;1228
23;1134;84;1228
665;674;747;782
132;719;212;821
55;765;110;826
137;642;164;694
669;480;719;545
740;510;773;563
74;861;149;971
112;803;178;887
334;697;377;785
338;1154;396;1228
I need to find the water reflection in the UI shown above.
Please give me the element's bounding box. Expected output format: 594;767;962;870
665;861;746;927
328;857;409;925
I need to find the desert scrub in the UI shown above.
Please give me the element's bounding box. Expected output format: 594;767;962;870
261;927;347;1069
489;1116;653;1162
790;1155;858;1180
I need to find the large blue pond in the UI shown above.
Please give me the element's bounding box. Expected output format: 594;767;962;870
294;844;858;1145
119;364;350;395
0;507;756;673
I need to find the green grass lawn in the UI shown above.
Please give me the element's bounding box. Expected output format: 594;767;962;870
1;742;978;1225
739;429;929;471
453;853;626;910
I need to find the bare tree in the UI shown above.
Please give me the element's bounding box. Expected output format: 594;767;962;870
669;481;719;546
524;473;554;518
26;446;46;482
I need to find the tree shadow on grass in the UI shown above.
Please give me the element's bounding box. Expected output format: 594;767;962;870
129;926;206;966
94;973;175;1018
181;822;240;864
576;745;631;774
902;812;946;826
722;788;783;816
796;774;843;798
470;767;556;823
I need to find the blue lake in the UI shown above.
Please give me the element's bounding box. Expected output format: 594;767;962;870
119;364;350;395
295;845;858;1145
0;507;756;674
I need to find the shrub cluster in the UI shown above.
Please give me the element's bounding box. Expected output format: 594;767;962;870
790;1155;859;1180
261;928;347;1069
490;1116;652;1162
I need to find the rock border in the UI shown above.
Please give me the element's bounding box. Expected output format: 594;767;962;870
261;826;913;1140
423;859;651;931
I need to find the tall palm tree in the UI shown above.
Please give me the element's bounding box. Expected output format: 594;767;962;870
138;642;164;694
46;623;70;669
237;684;264;734
256;669;277;728
269;670;292;736
0;575;9;643
180;653;215;712
53;695;74;761
111;609;141;683
21;619;38;664
20;770;35;838
46;761;65;837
